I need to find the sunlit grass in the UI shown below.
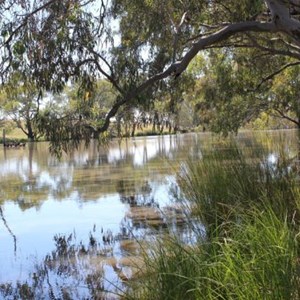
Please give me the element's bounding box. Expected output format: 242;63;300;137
0;128;28;145
4;127;27;140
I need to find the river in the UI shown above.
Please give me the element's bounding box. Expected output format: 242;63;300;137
0;131;298;298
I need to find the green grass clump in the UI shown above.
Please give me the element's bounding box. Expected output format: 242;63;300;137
126;142;300;300
130;208;299;300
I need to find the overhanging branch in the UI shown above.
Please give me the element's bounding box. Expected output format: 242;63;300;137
97;21;278;133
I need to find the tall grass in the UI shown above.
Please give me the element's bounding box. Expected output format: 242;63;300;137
179;143;300;238
126;141;300;300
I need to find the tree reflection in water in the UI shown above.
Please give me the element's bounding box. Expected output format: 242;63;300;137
1;132;300;298
0;205;17;254
0;181;188;299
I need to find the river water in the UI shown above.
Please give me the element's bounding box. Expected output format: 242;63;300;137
0;131;298;298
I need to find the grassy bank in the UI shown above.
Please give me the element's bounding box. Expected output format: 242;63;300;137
0;126;28;144
127;142;300;299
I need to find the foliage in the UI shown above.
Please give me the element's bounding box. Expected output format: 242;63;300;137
0;72;41;140
268;64;300;127
185;49;300;134
1;1;300;150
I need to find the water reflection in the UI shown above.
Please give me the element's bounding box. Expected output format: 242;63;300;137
0;206;17;254
0;135;190;207
0;131;300;298
0;135;195;297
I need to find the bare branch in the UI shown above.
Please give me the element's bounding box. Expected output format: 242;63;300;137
85;46;117;81
72;57;123;94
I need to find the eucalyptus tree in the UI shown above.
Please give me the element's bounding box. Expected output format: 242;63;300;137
0;72;42;140
1;0;300;151
268;64;300;128
184;49;274;134
187;48;300;133
66;79;118;136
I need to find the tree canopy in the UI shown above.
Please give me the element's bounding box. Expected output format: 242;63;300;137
1;0;300;150
0;71;42;140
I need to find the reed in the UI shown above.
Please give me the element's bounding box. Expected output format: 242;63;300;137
126;141;300;300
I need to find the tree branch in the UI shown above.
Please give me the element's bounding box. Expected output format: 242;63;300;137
246;33;300;59
273;108;300;126
3;0;57;47
174;21;276;76
255;60;300;90
97;21;278;133
74;57;123;94
172;11;189;63
265;0;300;43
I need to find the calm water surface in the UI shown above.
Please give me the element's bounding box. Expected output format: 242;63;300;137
0;131;299;297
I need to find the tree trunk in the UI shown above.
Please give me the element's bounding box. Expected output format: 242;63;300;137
116;116;122;138
26;120;35;141
265;0;300;39
2;129;6;145
131;123;136;137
